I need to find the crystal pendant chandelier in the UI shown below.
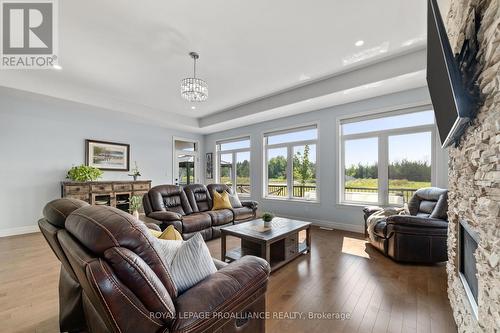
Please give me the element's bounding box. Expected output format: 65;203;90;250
181;52;208;102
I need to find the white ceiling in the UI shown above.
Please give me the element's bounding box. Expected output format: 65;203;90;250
0;0;434;133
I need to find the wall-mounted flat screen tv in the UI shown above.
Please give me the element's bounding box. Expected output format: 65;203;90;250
426;0;477;148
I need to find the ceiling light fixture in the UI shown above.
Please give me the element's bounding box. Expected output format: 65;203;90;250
191;106;196;110
181;52;208;102
355;40;364;47
53;64;62;70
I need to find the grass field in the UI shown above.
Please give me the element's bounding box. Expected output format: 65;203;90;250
345;178;431;189
220;177;429;190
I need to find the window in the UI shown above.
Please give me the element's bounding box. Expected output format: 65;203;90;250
217;137;251;196
340;109;435;205
264;125;318;201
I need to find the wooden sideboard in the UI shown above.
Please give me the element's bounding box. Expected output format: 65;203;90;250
61;180;151;213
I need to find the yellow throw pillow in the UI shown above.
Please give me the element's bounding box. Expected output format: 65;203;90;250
212;191;233;210
150;225;183;240
159;225;183;240
149;229;163;238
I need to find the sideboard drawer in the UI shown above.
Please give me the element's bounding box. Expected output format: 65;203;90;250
65;194;90;202
114;184;132;192
133;183;150;191
65;185;89;195
91;184;113;193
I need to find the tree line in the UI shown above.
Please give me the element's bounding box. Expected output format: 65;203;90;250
345;159;431;182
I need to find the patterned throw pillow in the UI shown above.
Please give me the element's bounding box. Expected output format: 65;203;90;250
228;192;243;208
155;233;217;293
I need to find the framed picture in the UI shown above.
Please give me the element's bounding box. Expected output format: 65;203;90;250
206;152;213;179
85;139;130;171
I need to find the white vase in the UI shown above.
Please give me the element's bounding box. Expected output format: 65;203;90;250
133;210;140;219
263;220;272;227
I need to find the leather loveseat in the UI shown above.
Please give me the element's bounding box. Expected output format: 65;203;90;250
363;187;449;263
39;198;270;333
143;184;258;240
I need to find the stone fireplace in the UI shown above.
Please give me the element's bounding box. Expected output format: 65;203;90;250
444;0;500;331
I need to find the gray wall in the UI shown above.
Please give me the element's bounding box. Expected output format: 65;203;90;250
204;87;449;232
0;88;202;236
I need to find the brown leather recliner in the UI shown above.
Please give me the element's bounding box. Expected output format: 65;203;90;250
363;187;449;263
143;184;258;240
206;184;258;223
38;198;164;332
54;203;270;333
144;185;213;240
38;198;90;333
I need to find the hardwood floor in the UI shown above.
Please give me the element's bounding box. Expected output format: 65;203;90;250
0;227;457;333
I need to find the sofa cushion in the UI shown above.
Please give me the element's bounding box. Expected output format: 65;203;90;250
184;184;211;212
232;207;254;221
182;213;212;233
206;209;234;226
148;185;192;215
171;256;270;332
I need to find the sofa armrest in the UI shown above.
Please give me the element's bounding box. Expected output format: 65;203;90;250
172;256;270;331
147;211;182;222
386;215;448;229
146;211;183;233
241;200;258;210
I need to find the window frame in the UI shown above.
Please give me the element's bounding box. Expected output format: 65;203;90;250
263;123;320;202
216;136;251;197
338;107;437;206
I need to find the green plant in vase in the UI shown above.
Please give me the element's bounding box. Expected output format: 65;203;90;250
129;195;142;219
262;212;274;227
66;165;103;182
129;161;141;181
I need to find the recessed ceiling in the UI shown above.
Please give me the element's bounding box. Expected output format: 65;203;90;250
0;0;432;130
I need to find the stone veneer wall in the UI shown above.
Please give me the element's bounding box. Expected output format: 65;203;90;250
444;0;500;332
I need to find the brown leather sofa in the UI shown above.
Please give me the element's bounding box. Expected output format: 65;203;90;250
40;198;270;333
363;187;449;263
143;184;258;240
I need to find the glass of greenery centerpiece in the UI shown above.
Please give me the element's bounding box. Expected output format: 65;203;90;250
262;212;274;227
129;161;141;181
129;195;142;219
66;165;103;182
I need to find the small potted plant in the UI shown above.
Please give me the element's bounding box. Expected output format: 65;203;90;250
129;161;141;181
129;195;142;219
262;212;274;227
66;165;103;182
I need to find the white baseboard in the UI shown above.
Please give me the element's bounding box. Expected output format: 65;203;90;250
278;214;364;234
0;225;40;238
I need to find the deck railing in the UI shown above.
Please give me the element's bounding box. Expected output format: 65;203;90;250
232;183;417;203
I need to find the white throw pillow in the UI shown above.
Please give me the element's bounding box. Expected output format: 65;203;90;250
155;233;217;293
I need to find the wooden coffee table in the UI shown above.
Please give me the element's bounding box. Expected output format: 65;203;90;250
220;218;311;272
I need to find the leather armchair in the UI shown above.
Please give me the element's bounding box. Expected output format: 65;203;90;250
363;187;449;263
38;198;168;332
55;204;270;333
